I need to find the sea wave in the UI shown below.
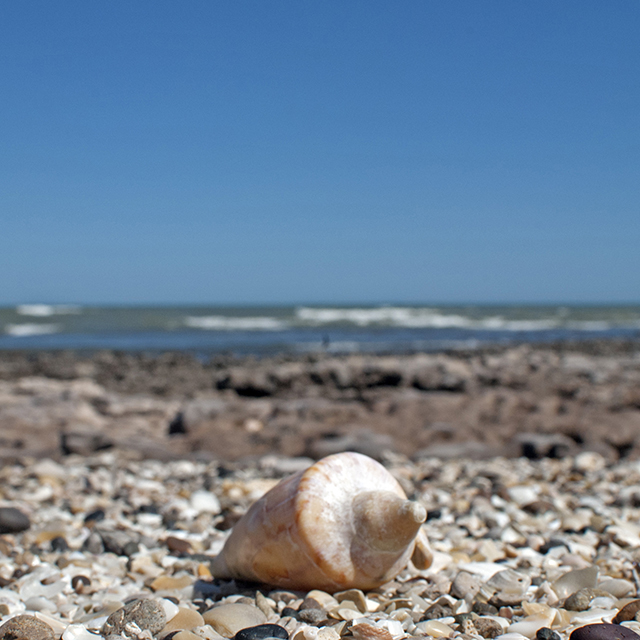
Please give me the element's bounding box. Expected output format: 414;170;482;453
5;323;60;337
16;304;81;317
295;306;473;328
184;316;286;331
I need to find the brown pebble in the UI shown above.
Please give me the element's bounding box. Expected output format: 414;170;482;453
150;575;194;591
351;622;393;640
71;575;91;594
614;600;640;624
0;614;55;640
165;536;193;554
474;618;503;639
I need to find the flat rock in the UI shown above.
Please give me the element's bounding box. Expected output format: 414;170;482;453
161;608;205;634
235;624;289;640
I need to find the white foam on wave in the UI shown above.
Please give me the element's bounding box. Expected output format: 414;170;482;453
5;323;60;337
296;306;473;328
184;316;286;331
16;304;81;317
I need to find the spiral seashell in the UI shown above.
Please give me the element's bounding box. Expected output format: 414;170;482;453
211;451;432;592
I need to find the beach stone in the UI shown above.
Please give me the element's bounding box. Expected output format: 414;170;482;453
235;624;289;640
203;603;267;638
0;615;55;640
350;622;394;640
161;607;205;634
151;575;194;591
569;624;640;640
473;602;499;615
0;508;30;534
98;528;140;556
297;609;326;624
474;618;503;639
565;588;611;611
335;589;368;613
451;571;482;599
537;629;561;640
421;598;454;620
614;600;640;624
486;569;531;606
552;566;598;599
102;598;167;637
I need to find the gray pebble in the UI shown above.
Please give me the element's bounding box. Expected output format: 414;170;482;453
421;599;454;620
569;623;640;640
297;609;326;624
98;528;140;556
0;508;30;534
537;629;562;640
82;531;104;554
102;598;167;637
0;614;55;640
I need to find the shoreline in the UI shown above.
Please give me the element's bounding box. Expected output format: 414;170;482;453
1;340;640;463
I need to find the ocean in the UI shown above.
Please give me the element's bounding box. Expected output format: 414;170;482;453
0;304;639;356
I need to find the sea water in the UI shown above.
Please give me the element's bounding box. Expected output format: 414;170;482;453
0;304;639;355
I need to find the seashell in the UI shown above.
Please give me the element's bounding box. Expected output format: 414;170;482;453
211;452;432;592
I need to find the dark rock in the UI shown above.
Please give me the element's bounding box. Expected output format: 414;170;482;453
50;536;69;552
72;575;91;594
168;411;187;435
84;509;106;524
235;624;289;640
614;600;640;624
570;624;640;640
515;432;574;460
102;598;167;637
565;589;611;612
537;629;562;640
0;614;55;640
0;508;30;534
280;607;299;619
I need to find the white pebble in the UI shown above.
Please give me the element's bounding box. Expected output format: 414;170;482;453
62;623;99;640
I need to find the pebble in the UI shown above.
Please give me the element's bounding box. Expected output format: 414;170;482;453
235;624;289;640
569;624;640;640
102;598;167;637
451;571;482;599
615;601;640;624
475;618;505;638
203;603;267;637
0;615;55;640
0;508;30;534
537;630;561;640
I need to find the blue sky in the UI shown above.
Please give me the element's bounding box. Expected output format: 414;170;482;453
1;1;639;305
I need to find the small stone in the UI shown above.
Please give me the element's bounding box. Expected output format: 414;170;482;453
98;528;140;556
350;622;394;640
553;566;599;599
335;589;368;614
537;629;562;640
165;536;193;554
81;531;104;554
0;508;30;534
486;569;531;606
83;509;106;524
161;608;205;634
50;536;69;552
474;618;503;639
614;600;640;624
71;575;91;594
235;624;289;640
473;602;499;615
565;588;611;612
421;598;454;620
203;603;267;638
150;575;194;591
297;609;326;624
102;598;167;637
0;615;55;640
569;624;640;640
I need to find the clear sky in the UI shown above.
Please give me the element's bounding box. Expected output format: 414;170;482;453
1;1;639;305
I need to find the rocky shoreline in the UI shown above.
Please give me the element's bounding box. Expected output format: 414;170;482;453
1;341;640;463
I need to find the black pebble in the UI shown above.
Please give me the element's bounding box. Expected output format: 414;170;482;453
50;536;69;552
281;607;299;618
235;624;289;640
0;507;30;534
569;624;640;640
538;628;562;640
84;509;106;524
